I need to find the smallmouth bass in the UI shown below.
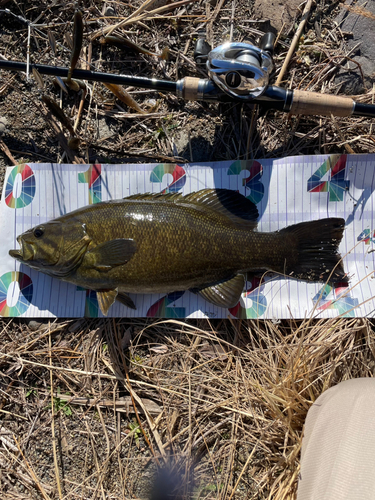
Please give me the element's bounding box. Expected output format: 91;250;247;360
9;189;347;316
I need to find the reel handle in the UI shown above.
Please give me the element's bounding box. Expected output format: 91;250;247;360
194;38;212;64
259;32;276;56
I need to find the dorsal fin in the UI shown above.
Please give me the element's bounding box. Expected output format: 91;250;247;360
182;189;258;228
123;189;258;229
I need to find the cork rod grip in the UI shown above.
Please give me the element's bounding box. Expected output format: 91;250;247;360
182;77;201;101
290;90;354;117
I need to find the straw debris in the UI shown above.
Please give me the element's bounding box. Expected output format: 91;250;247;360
0;317;374;498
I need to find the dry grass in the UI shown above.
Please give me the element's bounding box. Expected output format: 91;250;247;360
1;0;375;498
343;5;375;21
0;316;374;499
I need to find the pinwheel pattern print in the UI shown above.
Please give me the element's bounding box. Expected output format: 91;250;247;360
357;229;375;245
227;160;264;204
78;164;102;204
0;272;33;317
5;164;36;208
147;291;185;318
312;284;359;317
150;163;186;193
307;154;349;202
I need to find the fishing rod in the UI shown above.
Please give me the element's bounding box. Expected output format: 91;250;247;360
0;32;374;119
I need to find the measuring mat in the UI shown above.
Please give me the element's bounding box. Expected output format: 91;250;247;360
0;155;374;319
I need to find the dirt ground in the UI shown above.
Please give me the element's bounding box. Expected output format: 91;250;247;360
1;1;375;499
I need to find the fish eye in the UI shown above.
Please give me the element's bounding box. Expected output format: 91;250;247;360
33;226;45;238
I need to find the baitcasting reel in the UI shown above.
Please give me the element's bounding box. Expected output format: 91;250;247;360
175;32;277;102
205;33;276;100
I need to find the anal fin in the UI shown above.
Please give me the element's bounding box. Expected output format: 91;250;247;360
195;274;245;308
97;289;118;316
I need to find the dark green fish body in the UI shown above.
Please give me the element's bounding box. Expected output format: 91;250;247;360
9;189;347;315
62;202;281;291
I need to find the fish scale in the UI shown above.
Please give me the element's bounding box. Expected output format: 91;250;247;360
71;200;284;290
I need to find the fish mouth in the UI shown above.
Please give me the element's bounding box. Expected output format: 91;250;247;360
9;249;22;260
9;237;35;262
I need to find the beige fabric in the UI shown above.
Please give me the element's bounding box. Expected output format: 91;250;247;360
297;378;375;500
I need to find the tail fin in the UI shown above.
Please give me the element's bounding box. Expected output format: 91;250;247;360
279;218;348;284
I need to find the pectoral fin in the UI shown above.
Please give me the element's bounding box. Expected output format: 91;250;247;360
87;239;136;271
196;274;245;308
96;289;118;316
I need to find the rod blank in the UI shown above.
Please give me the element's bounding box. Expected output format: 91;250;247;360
0;60;177;93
